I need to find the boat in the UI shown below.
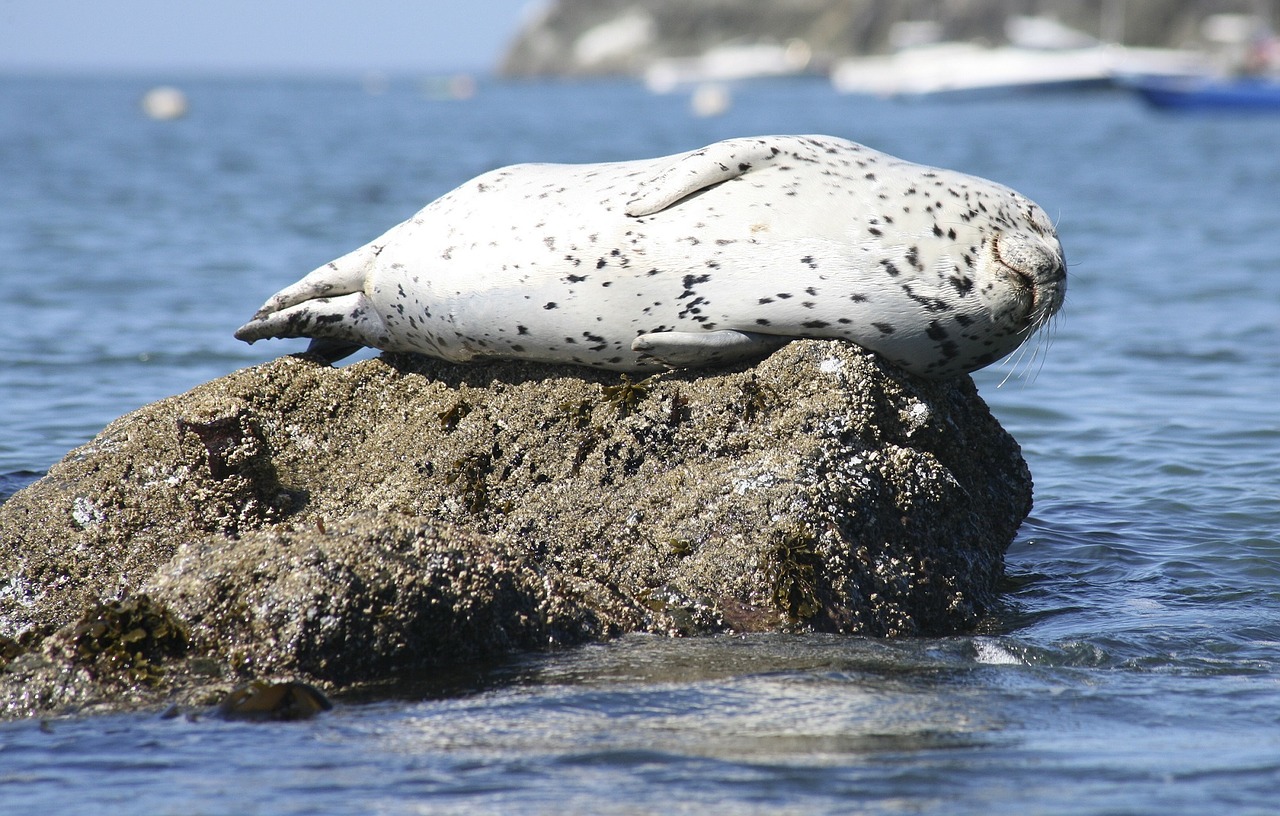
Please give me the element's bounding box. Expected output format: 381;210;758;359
643;41;814;94
831;42;1114;98
829;16;1206;100
1123;73;1280;110
1123;12;1280;111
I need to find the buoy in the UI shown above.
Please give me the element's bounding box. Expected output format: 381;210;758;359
140;86;188;120
690;83;731;117
422;73;477;100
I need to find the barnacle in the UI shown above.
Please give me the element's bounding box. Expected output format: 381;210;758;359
445;451;493;514
735;374;778;422
437;398;472;431
602;374;659;419
71;595;189;685
768;528;822;622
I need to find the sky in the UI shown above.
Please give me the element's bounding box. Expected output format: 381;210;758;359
0;0;542;75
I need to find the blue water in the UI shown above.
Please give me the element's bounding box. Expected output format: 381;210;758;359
2;75;1279;814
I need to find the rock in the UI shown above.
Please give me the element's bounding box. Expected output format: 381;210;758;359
215;680;332;721
0;340;1031;718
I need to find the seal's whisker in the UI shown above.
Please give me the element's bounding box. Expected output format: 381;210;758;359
1033;336;1051;382
998;334;1037;387
997;358;1018;388
1024;315;1059;384
996;308;1057;387
1005;339;1037;386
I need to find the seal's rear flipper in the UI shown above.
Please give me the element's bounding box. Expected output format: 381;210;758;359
234;292;390;353
631;330;791;369
248;241;381;320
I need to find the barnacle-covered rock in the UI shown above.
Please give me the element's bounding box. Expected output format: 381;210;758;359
0;340;1031;717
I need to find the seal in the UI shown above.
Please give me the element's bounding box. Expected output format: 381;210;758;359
235;135;1065;378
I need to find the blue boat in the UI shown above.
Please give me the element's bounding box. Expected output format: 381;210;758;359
1125;73;1280;111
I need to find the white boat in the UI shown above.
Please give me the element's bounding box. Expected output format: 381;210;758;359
832;42;1104;97
830;16;1206;99
644;40;813;94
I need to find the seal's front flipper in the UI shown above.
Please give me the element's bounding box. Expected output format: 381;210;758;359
625;137;786;217
631;330;791;369
234;292;390;352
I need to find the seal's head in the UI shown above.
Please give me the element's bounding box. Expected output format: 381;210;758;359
981;222;1067;340
856;181;1067;379
944;199;1065;378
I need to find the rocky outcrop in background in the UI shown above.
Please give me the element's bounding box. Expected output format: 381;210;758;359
0;341;1031;718
500;0;1275;77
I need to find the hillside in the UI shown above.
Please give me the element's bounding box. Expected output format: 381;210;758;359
499;0;1275;77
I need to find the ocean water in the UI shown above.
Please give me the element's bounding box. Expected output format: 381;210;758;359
2;75;1279;814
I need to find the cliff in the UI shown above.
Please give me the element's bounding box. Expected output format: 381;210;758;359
499;0;1275;78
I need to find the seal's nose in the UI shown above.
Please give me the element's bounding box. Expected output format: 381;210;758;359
993;232;1066;326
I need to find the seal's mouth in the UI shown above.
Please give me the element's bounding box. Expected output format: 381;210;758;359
991;232;1066;329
